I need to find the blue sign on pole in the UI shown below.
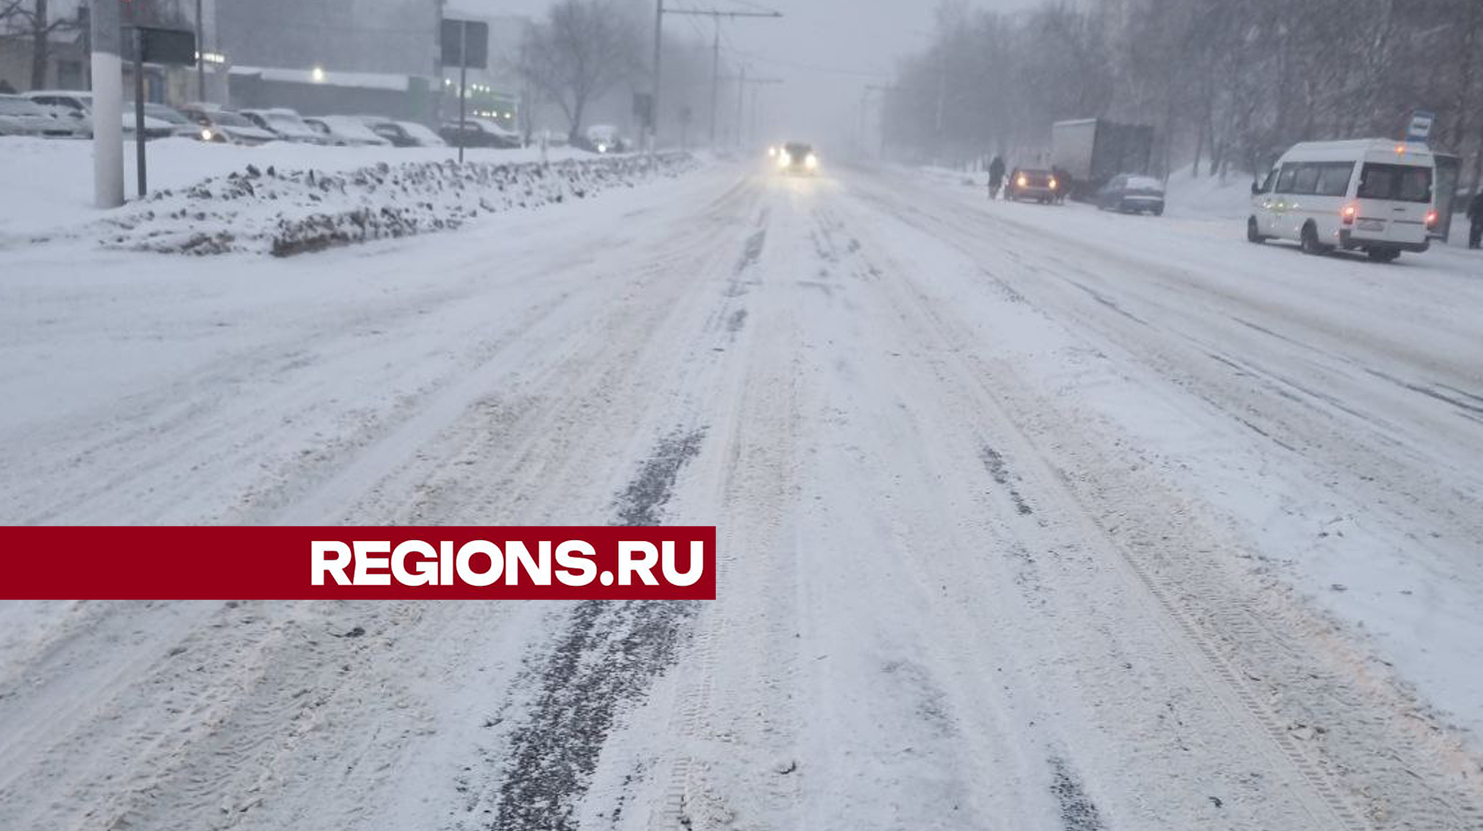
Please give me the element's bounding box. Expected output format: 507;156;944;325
1406;110;1435;143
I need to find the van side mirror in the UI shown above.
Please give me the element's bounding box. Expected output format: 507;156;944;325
1250;181;1262;195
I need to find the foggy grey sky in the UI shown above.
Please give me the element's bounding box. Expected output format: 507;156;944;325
463;0;1043;143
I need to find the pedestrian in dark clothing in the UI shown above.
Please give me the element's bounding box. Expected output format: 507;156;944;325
1468;192;1483;250
988;155;1005;199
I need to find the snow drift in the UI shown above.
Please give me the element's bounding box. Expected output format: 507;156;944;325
93;152;699;256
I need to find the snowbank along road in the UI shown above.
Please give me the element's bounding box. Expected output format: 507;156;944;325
1;156;1481;831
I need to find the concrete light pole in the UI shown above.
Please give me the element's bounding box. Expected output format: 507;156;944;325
90;0;124;208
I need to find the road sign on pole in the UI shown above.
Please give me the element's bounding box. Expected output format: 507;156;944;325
441;18;489;164
1406;110;1435;143
124;26;197;197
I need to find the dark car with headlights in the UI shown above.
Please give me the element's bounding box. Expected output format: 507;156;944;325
178;104;277;145
1005;168;1060;203
777;142;818;175
1096;174;1165;215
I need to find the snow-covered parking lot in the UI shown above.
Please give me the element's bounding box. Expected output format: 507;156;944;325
1;148;1481;831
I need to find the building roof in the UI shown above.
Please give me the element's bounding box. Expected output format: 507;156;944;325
228;66;416;91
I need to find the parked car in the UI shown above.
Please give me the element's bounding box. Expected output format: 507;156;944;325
240;108;329;144
141;103;204;139
1095;174;1165;215
0;94;78;137
439;117;521;149
1005;168;1061;203
177;103;277;145
302;115;390;147
1249;138;1436;262
24;90;174;139
776;141;819;176
358;118;446;148
357;117;417;147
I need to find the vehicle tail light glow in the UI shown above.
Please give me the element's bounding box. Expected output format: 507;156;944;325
1425;209;1439;230
1341;204;1357;225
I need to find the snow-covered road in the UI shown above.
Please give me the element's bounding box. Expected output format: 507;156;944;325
1;159;1480;831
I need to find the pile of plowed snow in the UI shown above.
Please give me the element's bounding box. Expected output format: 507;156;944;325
94;152;698;256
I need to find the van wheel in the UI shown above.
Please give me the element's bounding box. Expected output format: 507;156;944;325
1300;222;1328;255
1367;248;1401;263
1246;217;1266;243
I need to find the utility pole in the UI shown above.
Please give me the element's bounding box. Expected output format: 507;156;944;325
195;0;205;102
662;6;781;147
90;0;123;208
863;84;896;160
720;71;781;147
734;64;744;147
710;21;719;143
650;0;663;163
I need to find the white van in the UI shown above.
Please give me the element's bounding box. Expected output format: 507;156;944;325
1248;139;1437;262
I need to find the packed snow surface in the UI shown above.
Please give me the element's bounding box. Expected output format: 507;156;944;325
1;152;1481;831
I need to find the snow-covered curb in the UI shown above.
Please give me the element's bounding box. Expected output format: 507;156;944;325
92;152;699;256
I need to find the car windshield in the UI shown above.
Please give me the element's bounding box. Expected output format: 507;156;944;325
0;96;46;115
5;7;1482;831
209;111;252;127
325;119;380;141
399;122;441;142
143;105;189;124
266;111;310;130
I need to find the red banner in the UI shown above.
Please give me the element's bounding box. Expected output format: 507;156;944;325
0;527;715;600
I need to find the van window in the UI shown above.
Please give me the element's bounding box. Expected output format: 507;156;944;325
1291;164;1321;194
1275;164;1300;193
1315;162;1355;196
1357;163;1432;203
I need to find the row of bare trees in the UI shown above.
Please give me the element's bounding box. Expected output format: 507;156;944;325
1;0;194;92
886;0;1483;186
513;0;723;146
0;0;77;91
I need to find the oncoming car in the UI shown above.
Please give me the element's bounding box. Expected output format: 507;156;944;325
1249;139;1436;263
777;142;819;175
1005;168;1060;203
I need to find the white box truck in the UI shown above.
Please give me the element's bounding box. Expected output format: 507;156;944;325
1051;119;1154;199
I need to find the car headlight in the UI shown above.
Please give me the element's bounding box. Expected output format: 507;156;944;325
596;142;608;153
1049;177;1058;189
805;154;818;169
778;152;791;168
1017;175;1028;187
200;128;213;141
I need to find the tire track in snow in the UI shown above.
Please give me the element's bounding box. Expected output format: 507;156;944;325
489;428;707;831
1049;757;1106;831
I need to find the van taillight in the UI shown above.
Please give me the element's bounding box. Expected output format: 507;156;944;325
1341;204;1356;225
1425;210;1439;230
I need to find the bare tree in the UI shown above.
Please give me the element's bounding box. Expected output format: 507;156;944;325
515;0;643;144
0;0;82;90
